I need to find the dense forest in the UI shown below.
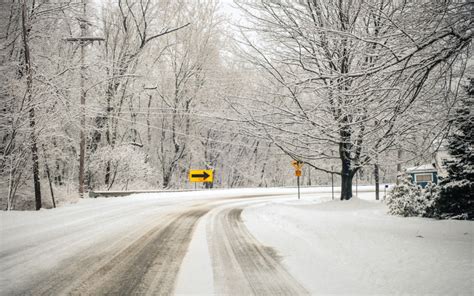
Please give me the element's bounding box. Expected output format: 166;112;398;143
1;0;472;209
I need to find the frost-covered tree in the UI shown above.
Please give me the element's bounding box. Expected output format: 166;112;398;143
86;0;190;190
1;0;78;209
233;0;472;200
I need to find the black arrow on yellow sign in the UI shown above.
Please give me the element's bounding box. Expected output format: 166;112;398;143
191;171;210;180
189;169;213;182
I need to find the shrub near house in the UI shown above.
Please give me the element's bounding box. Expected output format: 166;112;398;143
386;174;436;217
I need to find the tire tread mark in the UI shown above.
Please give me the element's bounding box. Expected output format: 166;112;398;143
69;208;210;295
212;208;308;295
14;207;210;296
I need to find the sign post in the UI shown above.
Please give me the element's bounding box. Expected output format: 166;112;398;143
331;173;334;200
292;160;303;200
297;171;300;200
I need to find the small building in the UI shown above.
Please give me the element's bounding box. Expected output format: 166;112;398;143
406;164;438;188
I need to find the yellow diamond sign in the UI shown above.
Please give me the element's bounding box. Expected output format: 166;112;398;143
291;160;303;170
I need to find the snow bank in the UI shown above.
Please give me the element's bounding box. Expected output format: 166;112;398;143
243;195;473;295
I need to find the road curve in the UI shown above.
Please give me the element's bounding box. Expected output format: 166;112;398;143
1;194;307;295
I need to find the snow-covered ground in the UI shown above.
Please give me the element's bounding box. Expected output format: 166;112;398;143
1;186;472;295
243;191;473;295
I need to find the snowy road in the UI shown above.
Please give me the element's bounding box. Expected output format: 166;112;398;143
1;187;472;295
1;189;309;295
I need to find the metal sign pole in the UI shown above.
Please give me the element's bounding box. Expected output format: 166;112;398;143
292;160;303;200
331;173;334;200
297;175;300;200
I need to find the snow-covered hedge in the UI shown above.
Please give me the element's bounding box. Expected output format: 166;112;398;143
386;175;438;217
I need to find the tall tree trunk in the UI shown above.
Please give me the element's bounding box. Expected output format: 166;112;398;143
21;0;42;210
374;163;380;200
340;164;353;200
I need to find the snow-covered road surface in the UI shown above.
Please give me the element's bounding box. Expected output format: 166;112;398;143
1;189;307;295
1;187;472;295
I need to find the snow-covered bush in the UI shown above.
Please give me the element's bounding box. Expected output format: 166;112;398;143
89;145;156;190
421;182;440;218
386;174;427;217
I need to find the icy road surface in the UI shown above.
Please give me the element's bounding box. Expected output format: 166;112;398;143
1;187;472;295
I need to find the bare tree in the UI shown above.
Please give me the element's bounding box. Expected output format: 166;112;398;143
233;0;472;199
86;0;190;190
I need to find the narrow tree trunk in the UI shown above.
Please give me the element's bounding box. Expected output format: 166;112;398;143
374;163;380;200
396;147;403;185
105;161;110;187
147;94;152;145
307;166;311;186
163;172;170;189
21;0;42;210
7;157;13;210
43;151;56;208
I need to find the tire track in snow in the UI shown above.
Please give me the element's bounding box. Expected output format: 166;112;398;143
0;201;178;265
71;207;210;295
12;205;211;296
210;207;308;295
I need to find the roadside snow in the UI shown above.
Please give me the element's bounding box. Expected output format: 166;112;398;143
243;192;474;295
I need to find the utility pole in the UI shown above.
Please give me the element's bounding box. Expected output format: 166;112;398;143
65;0;103;197
78;0;86;197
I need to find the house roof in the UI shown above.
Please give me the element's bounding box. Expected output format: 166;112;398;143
406;164;438;173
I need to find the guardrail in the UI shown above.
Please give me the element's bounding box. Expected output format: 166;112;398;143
89;189;197;198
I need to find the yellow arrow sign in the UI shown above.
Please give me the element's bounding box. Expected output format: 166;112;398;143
189;169;214;182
